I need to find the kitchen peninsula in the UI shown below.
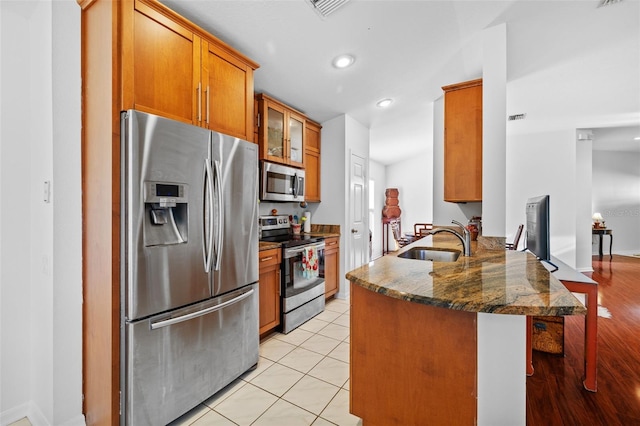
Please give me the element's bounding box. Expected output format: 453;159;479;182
346;235;586;426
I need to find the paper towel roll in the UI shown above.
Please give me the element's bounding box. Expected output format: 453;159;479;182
303;212;311;233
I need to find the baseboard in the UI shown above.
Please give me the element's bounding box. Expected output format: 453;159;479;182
0;402;85;426
57;414;86;426
0;401;46;426
26;403;48;426
592;250;640;257
0;401;30;426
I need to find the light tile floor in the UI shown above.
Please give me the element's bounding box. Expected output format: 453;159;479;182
170;297;362;426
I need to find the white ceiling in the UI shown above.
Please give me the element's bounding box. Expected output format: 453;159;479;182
160;0;640;164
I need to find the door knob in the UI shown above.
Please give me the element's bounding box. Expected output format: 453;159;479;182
351;229;358;233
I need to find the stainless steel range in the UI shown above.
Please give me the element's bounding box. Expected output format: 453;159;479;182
260;215;325;333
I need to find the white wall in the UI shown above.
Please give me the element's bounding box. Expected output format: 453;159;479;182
575;132;593;270
0;1;83;425
368;160;386;259
482;24;507;237
505;129;579;267
592;150;640;255
29;2;55;422
386;151;432;235
313;114;370;297
313;115;346;229
1;2;33;420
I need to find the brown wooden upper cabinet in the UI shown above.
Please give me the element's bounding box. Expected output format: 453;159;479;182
127;0;258;141
304;120;322;202
442;78;482;202
256;93;305;168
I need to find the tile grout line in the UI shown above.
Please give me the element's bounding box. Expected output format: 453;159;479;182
174;298;354;426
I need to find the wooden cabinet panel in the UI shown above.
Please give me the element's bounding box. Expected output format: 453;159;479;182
132;2;198;124
304;120;321;202
324;237;339;298
442;78;482;202
350;283;477;424
259;248;281;336
127;0;258;131
304;150;321;202
204;42;254;140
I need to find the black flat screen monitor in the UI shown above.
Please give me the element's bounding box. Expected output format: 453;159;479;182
525;195;557;271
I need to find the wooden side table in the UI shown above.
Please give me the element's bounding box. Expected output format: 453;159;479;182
526;256;598;392
382;217;398;255
592;228;612;260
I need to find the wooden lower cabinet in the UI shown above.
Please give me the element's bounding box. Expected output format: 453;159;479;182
258;248;281;336
323;237;339;298
350;283;477;425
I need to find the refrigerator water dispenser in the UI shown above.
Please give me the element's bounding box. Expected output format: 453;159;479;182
143;181;188;246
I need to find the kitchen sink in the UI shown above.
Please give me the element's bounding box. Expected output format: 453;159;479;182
397;247;461;262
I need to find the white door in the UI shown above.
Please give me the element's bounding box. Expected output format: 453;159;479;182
349;152;368;274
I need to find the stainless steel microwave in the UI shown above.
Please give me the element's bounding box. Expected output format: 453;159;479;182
260;161;305;202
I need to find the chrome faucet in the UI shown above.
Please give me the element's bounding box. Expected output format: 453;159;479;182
424;220;472;256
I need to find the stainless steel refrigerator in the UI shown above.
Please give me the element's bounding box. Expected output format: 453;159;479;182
120;110;259;425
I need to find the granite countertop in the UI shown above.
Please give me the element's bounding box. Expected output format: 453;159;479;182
259;241;281;251
346;234;586;317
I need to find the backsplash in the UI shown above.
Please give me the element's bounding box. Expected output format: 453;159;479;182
311;224;341;234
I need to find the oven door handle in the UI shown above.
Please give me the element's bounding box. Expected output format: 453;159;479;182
284;243;325;259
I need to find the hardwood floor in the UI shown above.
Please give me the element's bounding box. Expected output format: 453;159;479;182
526;255;640;425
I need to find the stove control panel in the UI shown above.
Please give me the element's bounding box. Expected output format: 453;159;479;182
259;215;290;231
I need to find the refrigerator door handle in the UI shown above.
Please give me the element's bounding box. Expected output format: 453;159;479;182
213;160;223;271
203;159;214;272
150;288;254;330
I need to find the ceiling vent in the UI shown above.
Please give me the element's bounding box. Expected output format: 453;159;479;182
306;0;350;18
508;113;527;121
598;0;622;7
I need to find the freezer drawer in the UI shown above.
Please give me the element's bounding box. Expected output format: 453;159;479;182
123;284;259;426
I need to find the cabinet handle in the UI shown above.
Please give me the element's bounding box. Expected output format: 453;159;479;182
205;85;210;125
328;242;337;246
260;256;273;262
197;82;202;123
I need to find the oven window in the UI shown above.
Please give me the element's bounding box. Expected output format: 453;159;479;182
283;247;325;298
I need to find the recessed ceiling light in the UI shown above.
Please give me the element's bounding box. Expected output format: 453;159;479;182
376;98;393;108
634;136;640;140
332;54;355;69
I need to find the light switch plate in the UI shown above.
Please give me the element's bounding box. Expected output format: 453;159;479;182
44;180;51;203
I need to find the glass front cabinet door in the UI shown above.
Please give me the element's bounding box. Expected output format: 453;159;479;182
287;112;304;167
257;93;305;168
266;103;285;162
